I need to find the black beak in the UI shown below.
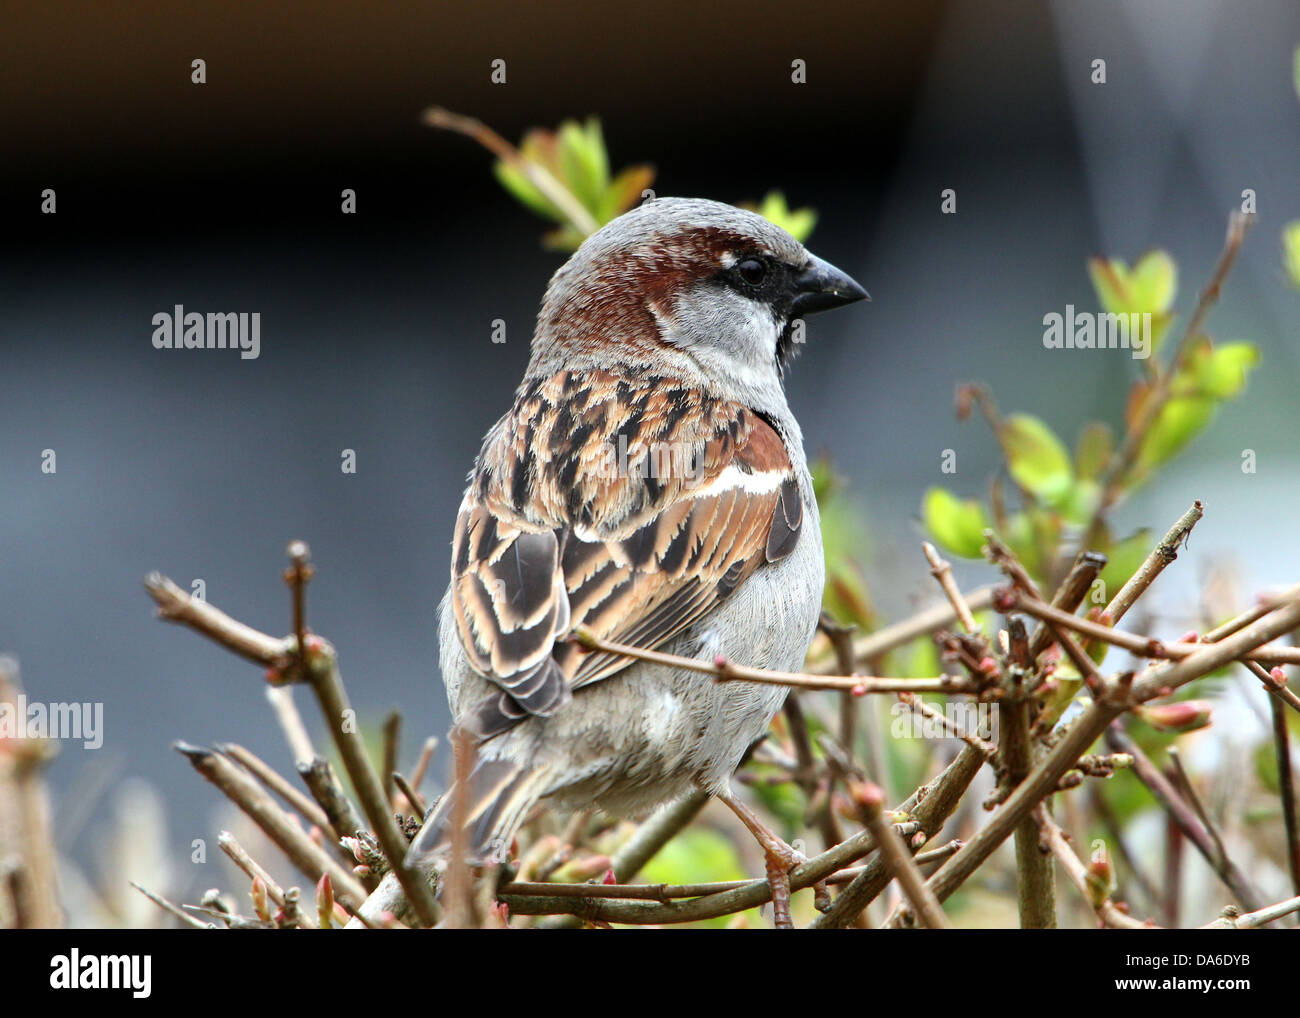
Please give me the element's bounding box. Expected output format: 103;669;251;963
790;253;869;316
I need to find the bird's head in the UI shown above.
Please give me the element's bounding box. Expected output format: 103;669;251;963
530;197;867;395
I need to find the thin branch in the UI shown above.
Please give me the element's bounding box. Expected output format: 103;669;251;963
265;686;316;765
1270;691;1300;897
381;711;401;807
532;789;712;929
1103;501;1204;625
1206;586;1300;643
569;626;981;694
297;756;366;840
1001;589;1300;669
811;743;987;928
1089;784;1163;910
1029;550;1109;661
422;106;600;236
393;772;428;819
1105;725;1262;911
302;641;441;928
1034;813;1157;929
174;742;371;913
810;587;998;674
1004;692;1057;929
131;882;214;930
1202;894;1300;929
506;841;963;904
885;594;1300;922
217;742;332;836
922;543;979;634
144;573;291;666
217;831;332;929
409;736;438;792
853;779;951;928
896;693;997;759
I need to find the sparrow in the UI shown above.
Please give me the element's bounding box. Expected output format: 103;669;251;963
410;196;867;924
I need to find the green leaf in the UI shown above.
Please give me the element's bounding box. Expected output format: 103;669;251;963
1087;252;1177;353
493;160;564;224
922;487;988;559
1059;478;1100;526
1001;413;1073;506
750;191;818;243
1129;251;1178;315
1137;396;1215;471
1190;342;1259;399
557;117;608;214
1075;421;1114;481
1283;221;1300;289
597;164;655;223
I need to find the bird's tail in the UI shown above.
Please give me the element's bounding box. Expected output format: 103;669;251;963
406;755;552;866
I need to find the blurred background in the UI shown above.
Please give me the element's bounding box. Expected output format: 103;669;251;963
3;0;1299;926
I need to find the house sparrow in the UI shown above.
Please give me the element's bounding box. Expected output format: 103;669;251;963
410;197;866;924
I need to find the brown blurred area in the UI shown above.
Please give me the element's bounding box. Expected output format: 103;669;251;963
3;1;942;179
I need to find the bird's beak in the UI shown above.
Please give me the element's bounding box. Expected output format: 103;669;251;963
791;253;869;316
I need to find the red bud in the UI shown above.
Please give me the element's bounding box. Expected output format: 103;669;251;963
1136;700;1213;733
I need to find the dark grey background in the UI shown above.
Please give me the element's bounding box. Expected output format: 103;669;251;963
4;0;1299;919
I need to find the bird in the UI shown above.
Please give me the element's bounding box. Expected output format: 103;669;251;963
409;196;867;925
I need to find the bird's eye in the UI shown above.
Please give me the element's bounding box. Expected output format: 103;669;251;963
735;257;767;287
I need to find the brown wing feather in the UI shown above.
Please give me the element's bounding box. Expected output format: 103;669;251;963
451;369;803;738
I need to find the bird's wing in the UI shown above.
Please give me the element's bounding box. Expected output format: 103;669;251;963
450;368;804;739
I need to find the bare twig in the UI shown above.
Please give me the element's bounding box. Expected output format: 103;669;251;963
131;882;214;930
810;587;998;674
1034;813;1157;929
885;594;1300;922
1003;692;1057;929
896;693;997;759
1000;589;1300;669
811;744;987;928
409;736;438;792
1202;895;1300;929
1029;550;1109;661
1270;692;1300;897
1103;501;1204;625
302;642;441;928
297;756;366;841
218;831;335;929
505;841;962;905
144;573;290;666
175;742;371;913
569;626;981;694
265;686;316;765
853;780;951;928
381;711;401;807
218;743;332;836
923;543;979;634
393;772;428;819
1106;725;1262;911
